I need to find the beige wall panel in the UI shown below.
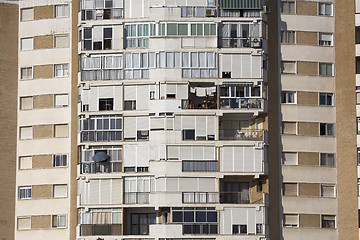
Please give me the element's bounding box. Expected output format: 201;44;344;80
298;122;319;136
33;65;53;79
283;166;337;183
297;31;318;45
299;214;320;228
31;215;51;229
34;35;53;49
32;155;52;169
297;61;318;75
281;75;335;92
296;1;318;16
297;91;318;105
32;185;52;199
249;179;263;204
298;152;319;166
283;197;338;214
34;6;54;20
33;125;53;139
33;94;53;109
283;228;338;240
299;183;320;197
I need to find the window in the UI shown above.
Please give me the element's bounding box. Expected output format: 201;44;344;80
19;156;32;169
282;152;298;165
53;184;68;198
137;130;149;141
281;1;295;14
124;100;136;110
282;122;297;135
20;67;33;80
357;88;360;104
124;176;155;204
131;213;156;235
281;31;295;44
53;154;67;167
232;225;247;234
52;215;67;228
54;94;68;107
319;93;333;106
319;3;333;16
320;153;335;167
182;161;218;172
124;52;154;79
283;214;298;227
20;97;33;110
81;27;113;50
20;126;33;140
81;55;122;81
181;52;217;78
319;33;333;46
321;184;336;198
99;98;114;111
54;124;69;138
358;118;360;135
21;8;34;21
54;64;69;77
18;186;31;199
55;5;69;18
320;123;334;136
319;63;333;76
20;38;33;51
124;24;149;48
321;215;335;228
281;91;296;104
283;183;297;196
181;6;216;17
17;217;31;230
281;61;296;74
81;115;122;142
81;0;123;20
54;35;69;48
182;129;195;140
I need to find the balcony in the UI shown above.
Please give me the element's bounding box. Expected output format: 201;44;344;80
219;130;264;141
80;224;122;236
81;8;123;20
220;98;264;109
182;161;218;172
80;161;122;174
181;83;217;110
182;192;218;203
124;192;150;204
183;224;218;235
81;130;122;142
220;192;250;204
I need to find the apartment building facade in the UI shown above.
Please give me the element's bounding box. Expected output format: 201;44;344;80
0;0;357;240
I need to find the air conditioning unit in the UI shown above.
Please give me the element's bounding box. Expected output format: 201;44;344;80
251;38;262;48
205;9;216;17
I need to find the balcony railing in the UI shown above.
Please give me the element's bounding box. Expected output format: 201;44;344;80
183;224;218;235
182;192;218;203
80;161;122;174
181;100;217;110
81;130;122;142
219;98;263;109
182;161;218;172
220;192;250;204
219;130;264;141
80;224;122;236
124;192;150;204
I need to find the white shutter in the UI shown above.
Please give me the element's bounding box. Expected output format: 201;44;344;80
252;55;261;78
90;88;98;111
137;116;149;130
254;148;263;172
113;0;123;8
124;86;136;100
207;116;216;136
174;116;181;130
21;38;33;51
192;146;204;160
124;145;136;167
124;117;136;138
137;85;149;109
199;178;216;191
160;83;166;99
21;8;34;21
243;146;253;171
100;180;111;204
233;146;244;172
177;84;188;99
196;116;206;137
53;185;67;198
220;54;231;72
55;35;69;48
166;84;177;95
99;86;113;98
55;94;68;107
204;146;215;160
137;146;149;166
182;116;195;129
180;146;192;160
151;118;164;130
167;146;179;159
180;178;196;191
166;178;178;191
241;54;251;78
19;156;32;169
93;26;103;41
111;179;122;204
20;127;33;140
89;180;100;204
166;117;174;130
221;146;233;171
114;86;122;110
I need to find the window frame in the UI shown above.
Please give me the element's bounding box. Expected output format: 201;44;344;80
53;154;68;167
321;215;336;228
320;123;335;136
17;216;31;230
54;64;69;77
321;184;336;198
20;66;33;80
21;8;34;22
18;186;32;200
20;96;34;110
320;153;336;167
281;30;296;44
55;4;70;18
282;183;298;196
280;1;296;14
53;184;68;198
283;214;299;227
319;62;333;76
281;91;297;104
319;93;334;106
20;126;33;140
281;61;296;74
52;214;67;228
319;32;333;46
318;2;333;16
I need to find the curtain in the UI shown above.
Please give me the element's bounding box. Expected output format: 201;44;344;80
93;212;111;224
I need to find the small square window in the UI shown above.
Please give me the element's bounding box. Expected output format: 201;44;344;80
55;5;69;18
319;93;333;106
53;184;68;198
182;129;195;140
124;100;136;110
281;61;296;74
20;126;33;140
321;184;336;198
18;186;31;199
21;8;34;21
319;3;333;16
283;183;298;196
283;214;298;227
19;156;32;170
281;91;296;104
17;217;31;230
54;64;69;77
319;63;333;76
319;33;333;46
52;215;67;228
20;67;33;80
54;124;69;138
54;35;69;48
320;153;336;167
321;215;335;228
53;154;67;167
282;152;298;165
20;97;33;110
20;38;34;51
281;31;295;44
282;122;297;135
54;94;68;107
99;98;114;111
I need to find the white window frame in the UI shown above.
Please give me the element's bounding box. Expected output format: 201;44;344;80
19;156;32;170
18;186;32;200
320;153;336;167
20;96;33;110
281;91;296;104
21;8;34;21
20;66;33;80
124;23;150;48
321;184;336;198
17;217;31;230
282;152;298;166
54;94;69;107
53;184;68;198
20;37;34;51
52;214;67;228
55;4;70;18
319;33;333;46
54;64;69;77
53;154;68;167
318;2;333;16
281;61;296;74
320;123;335;136
283;214;299;227
20;126;33;140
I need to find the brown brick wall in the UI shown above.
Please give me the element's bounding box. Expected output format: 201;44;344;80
298;122;319;136
299;183;320;197
299;214;321;228
33;65;53;79
33;94;53;109
34;5;54;20
296;1;318;15
33;125;53;139
249;179;264;204
32;155;52;169
31;215;51;229
298;152;319;166
34;35;53;49
297;61;318;75
0;3;18;239
297;31;318;45
32;185;52;199
297;91;318;105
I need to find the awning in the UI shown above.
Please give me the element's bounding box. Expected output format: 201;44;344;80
219;0;262;9
92;152;110;162
222;82;253;87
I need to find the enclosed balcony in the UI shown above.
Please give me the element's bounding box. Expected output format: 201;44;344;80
79;147;122;174
80;224;122;236
219;22;262;48
80;115;122;142
79;209;122;236
80;0;123;20
181;83;217;110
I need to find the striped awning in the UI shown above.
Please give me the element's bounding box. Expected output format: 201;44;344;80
219;0;262;9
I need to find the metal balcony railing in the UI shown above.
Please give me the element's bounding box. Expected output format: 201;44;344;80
219;130;264;141
80;162;122;174
219;98;263;109
182;161;218;172
182;192;218;203
80;224;122;236
124;192;150;204
220;192;250;204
